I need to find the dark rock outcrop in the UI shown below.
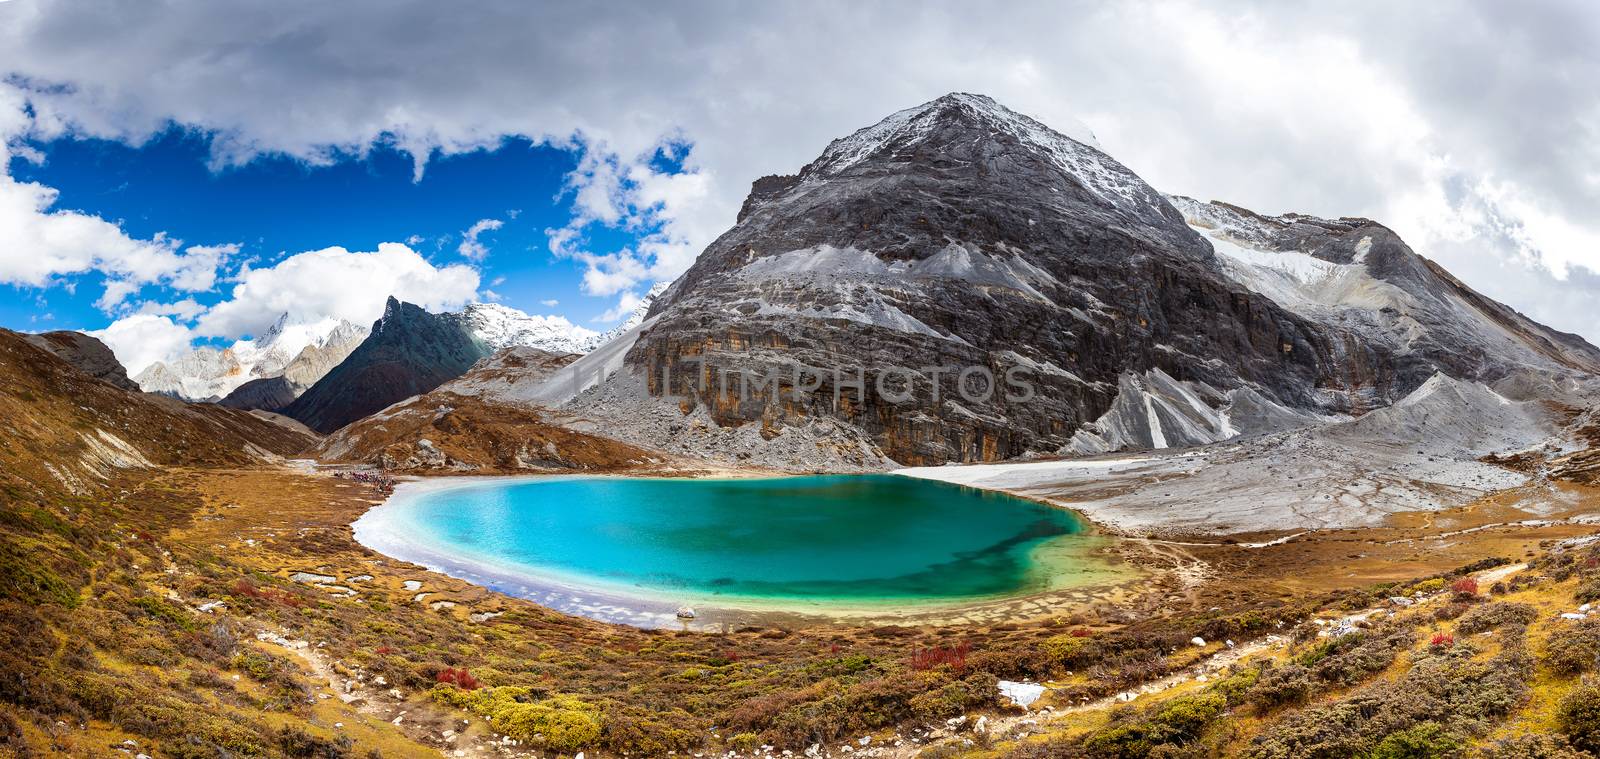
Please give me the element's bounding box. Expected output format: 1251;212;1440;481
218;375;299;412
22;331;141;391
283;297;491;434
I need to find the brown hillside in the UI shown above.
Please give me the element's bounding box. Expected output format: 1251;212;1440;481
317;390;663;473
0;328;318;499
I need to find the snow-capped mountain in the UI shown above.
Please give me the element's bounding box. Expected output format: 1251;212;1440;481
460;303;599;355
135;315;370;401
459;286;671;355
534;92;1600;466
578;281;670;352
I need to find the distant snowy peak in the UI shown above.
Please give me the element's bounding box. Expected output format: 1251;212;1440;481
460;302;599;355
581;281;670;352
132;314;370;401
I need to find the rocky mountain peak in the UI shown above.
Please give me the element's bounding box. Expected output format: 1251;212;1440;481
258;311;292;345
712;92;1206;297
556;93;1600;466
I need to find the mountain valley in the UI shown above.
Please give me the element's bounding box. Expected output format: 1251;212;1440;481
6;93;1600;758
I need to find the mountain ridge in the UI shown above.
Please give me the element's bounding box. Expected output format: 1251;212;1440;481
555;92;1600;467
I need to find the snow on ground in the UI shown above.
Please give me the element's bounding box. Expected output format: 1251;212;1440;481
896;455;1153;489
497;316;661;407
897;374;1568;536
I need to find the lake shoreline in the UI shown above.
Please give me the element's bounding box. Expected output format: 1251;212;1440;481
352;472;1141;628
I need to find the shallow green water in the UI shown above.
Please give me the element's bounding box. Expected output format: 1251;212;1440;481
359;474;1108;606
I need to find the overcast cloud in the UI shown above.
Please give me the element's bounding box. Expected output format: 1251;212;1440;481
1;0;1597;342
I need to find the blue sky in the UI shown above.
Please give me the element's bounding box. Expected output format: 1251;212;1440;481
3;129;653;340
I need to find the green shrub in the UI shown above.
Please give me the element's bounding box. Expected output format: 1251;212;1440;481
1575;580;1600;604
1477;733;1588;758
434;686;601;752
1081;691;1228;757
1041;633;1100;670
1544;621;1600;675
1245;632;1531;759
1248;663;1314;709
1557;684;1600;754
1366;721;1460;759
1410;579;1446;595
1455;602;1539;635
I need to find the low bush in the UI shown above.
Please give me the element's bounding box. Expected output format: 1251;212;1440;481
1248;663;1315;709
1557;684;1600;754
1455;602;1539;634
1367;721;1460;759
1544;620;1600;675
435;666;480;690
434;686;601;753
909;642;971;672
1478;733;1588;758
1245;630;1531;759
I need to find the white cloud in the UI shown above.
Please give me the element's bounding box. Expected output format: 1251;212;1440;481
135;297;207;321
456;217;504;261
0;88;230;310
1;1;1599;339
540;298;559;307
595;290;643;323
195;242;480;339
0;174;230;310
89;313;195;376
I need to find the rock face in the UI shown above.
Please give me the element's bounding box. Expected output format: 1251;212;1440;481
22;331;140;391
283;298;492;433
217;376;299;412
582;92;1599;465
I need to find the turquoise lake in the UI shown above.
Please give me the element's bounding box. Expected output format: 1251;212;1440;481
355;474;1120;617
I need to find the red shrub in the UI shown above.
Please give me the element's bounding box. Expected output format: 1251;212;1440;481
375;645;395;656
1431;633;1455;648
436;667;480;690
231;579;305;608
1070;628;1093;638
910;642;972;672
829;643;842;654
1451;578;1479;595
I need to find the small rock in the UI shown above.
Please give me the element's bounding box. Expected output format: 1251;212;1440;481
997;680;1046;709
1190;636;1206;647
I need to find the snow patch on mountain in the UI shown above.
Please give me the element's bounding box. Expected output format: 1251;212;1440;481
805;94;1175;220
1064;369;1327;455
461;303;599;354
134;316;369;401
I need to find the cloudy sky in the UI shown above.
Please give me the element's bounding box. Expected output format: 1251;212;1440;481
1;0;1597;373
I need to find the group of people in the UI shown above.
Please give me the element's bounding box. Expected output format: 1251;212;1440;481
332;470;397;495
